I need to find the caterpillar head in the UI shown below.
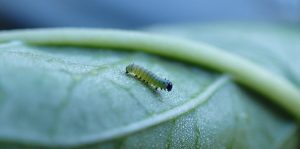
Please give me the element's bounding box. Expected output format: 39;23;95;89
165;80;173;92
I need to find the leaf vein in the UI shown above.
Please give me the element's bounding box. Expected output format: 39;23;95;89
57;75;230;147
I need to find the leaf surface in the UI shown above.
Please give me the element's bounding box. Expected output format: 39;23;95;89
0;24;299;148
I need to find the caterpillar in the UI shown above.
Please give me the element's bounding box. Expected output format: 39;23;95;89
125;64;173;91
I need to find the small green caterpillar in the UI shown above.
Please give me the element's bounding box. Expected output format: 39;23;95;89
126;64;173;91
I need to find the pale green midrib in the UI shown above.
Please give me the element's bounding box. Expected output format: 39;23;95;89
59;75;229;147
0;28;299;121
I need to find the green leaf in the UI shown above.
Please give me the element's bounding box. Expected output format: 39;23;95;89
0;24;299;148
1;27;299;120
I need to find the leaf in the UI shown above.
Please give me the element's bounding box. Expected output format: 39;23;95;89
0;24;299;148
147;23;300;83
1;28;299;119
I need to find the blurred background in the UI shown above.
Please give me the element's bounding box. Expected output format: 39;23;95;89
0;0;299;30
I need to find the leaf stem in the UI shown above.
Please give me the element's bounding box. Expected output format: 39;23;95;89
0;28;300;121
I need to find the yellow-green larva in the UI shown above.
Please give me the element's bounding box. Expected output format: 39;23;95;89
126;64;173;91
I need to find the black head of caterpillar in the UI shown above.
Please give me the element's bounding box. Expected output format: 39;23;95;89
126;64;173;92
163;79;173;92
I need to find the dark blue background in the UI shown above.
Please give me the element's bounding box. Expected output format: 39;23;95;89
0;0;299;29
